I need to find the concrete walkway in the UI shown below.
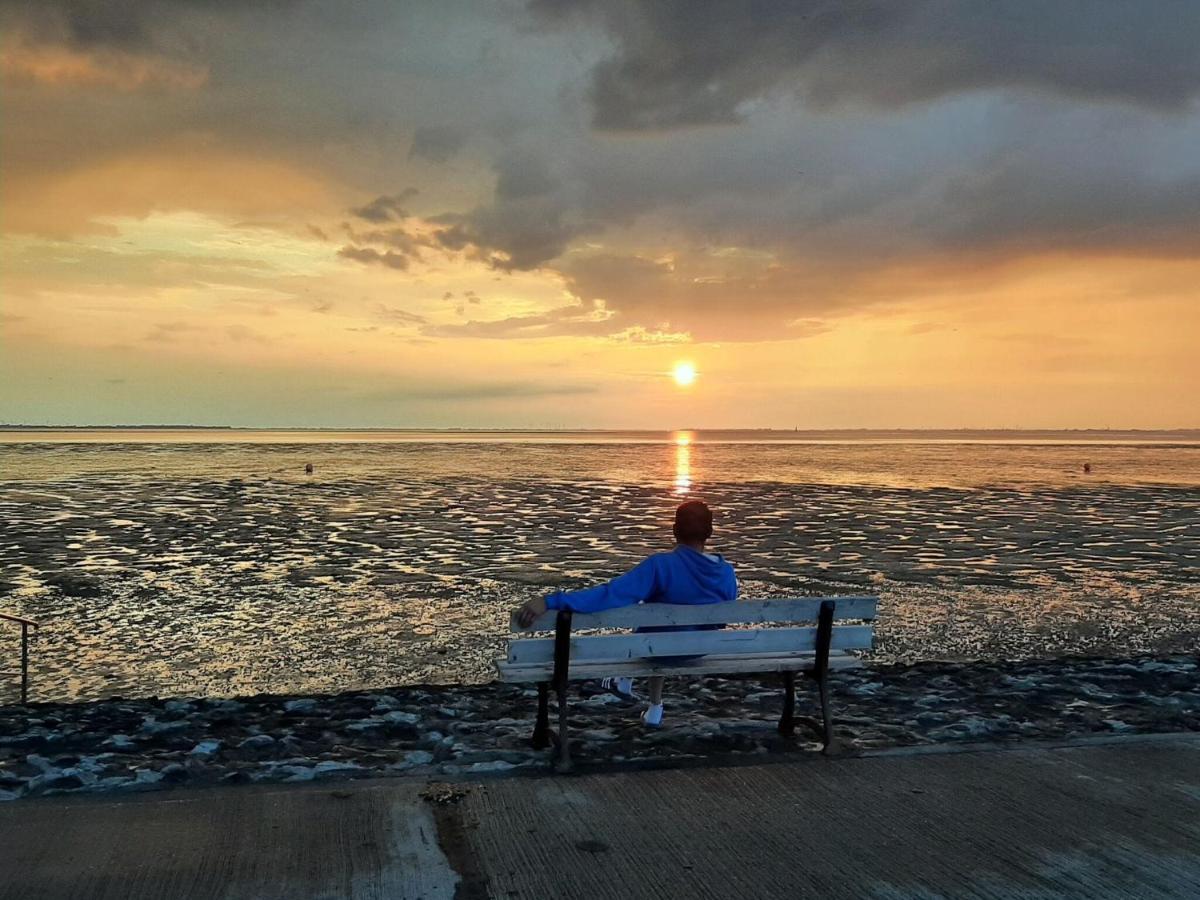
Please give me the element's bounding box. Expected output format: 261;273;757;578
2;735;1198;899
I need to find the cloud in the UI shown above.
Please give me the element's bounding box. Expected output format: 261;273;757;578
556;252;852;342
337;246;411;270
409;125;466;163
349;189;418;223
225;323;269;344
144;320;201;343
360;380;597;402
373;304;426;326
0;1;300;55
0;41;208;90
532;0;1200;130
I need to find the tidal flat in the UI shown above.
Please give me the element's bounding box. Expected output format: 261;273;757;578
1;447;1196;702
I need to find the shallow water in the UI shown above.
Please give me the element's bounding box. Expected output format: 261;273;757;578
0;435;1197;702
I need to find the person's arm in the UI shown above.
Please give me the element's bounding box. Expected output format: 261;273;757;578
549;556;660;613
515;557;659;627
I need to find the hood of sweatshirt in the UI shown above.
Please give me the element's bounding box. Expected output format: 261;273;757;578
668;545;738;603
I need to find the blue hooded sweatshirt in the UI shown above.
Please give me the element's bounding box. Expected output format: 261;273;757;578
545;545;738;614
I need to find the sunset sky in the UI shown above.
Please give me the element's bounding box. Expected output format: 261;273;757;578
2;1;1198;429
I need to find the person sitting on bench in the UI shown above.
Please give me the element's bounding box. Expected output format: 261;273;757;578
516;499;738;727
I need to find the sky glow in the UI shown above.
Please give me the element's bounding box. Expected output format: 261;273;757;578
1;2;1198;428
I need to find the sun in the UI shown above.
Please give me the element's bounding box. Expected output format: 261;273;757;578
672;361;697;387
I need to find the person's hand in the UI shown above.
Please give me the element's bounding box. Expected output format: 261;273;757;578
516;595;547;629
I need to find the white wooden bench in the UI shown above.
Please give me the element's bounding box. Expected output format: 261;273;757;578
497;597;878;770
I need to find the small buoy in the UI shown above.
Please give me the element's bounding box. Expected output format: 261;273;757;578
304;463;314;474
1083;463;1092;474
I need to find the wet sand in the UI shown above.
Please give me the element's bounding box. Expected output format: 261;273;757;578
1;471;1197;702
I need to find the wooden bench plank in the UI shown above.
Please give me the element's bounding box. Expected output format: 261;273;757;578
505;625;873;665
510;597;878;632
496;651;862;682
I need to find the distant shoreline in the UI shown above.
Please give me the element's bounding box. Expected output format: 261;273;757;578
2;425;1198;444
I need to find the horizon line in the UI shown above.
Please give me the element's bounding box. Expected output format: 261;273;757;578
3;425;1199;434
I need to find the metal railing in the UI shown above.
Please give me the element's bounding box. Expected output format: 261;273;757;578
1;612;40;704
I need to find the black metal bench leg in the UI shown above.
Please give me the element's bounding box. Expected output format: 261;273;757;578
532;682;550;749
816;671;837;756
552;609;574;773
778;671;796;736
813;599;839;756
555;683;573;773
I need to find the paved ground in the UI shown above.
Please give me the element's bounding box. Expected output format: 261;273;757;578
2;735;1198;899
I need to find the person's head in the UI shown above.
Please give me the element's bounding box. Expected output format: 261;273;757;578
673;499;713;547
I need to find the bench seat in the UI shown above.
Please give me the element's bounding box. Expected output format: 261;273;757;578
497;649;861;682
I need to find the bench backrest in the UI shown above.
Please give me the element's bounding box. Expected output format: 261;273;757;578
505;597;877;667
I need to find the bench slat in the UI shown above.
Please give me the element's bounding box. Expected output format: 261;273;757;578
506;625;873;665
511;597;878;632
496;651;861;682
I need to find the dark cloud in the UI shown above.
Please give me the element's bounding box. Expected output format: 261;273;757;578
412;154;591;271
408;125;466;163
350;189;418;224
337;246;411;270
532;0;1200;130
0;0;299;72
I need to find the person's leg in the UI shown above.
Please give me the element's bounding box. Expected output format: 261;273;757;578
647;676;664;705
642;676;665;726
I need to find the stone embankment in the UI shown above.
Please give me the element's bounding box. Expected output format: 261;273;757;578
1;655;1196;801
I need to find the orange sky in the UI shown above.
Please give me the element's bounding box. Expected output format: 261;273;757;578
2;2;1198;428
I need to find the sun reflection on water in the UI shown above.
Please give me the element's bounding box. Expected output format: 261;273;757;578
674;431;693;494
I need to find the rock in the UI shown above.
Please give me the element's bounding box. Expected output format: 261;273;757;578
40;774;85;792
221;771;250;785
468;761;516;773
163;700;194;715
383;711;421;725
0;790;20;801
139;719;190;739
578;729;618;742
189;740;221;757
160;763;189;783
283;699;318;714
112;772;165;792
403;750;434;767
238;735;276;750
273;765;315;782
345;720;384;734
25;754;57;774
312;761;363;777
102;735;138;752
57;766;98;786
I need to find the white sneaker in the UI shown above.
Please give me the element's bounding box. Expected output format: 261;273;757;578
641;703;664;728
600;677;637;701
